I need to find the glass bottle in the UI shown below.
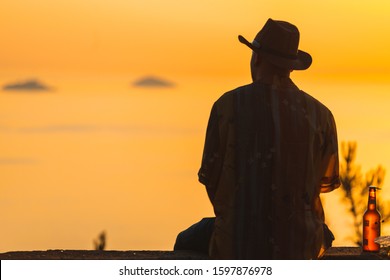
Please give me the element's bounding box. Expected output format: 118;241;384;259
362;186;381;252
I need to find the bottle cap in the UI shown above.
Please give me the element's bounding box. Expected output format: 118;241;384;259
369;185;381;190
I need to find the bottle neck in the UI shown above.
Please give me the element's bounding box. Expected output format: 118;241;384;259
368;188;377;210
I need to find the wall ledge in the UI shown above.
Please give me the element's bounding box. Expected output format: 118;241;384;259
1;247;388;260
0;250;208;260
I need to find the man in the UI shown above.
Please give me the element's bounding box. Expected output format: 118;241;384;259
175;18;340;259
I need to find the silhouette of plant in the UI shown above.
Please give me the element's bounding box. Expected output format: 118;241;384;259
93;231;106;251
340;141;390;245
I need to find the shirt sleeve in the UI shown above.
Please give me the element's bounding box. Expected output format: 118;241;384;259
198;103;224;200
320;112;341;193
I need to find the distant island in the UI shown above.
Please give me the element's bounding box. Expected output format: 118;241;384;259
132;76;175;88
2;79;52;91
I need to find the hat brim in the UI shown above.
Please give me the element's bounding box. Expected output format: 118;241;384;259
238;35;312;70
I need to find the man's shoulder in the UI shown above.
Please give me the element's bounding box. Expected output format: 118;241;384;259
299;89;334;116
215;83;255;104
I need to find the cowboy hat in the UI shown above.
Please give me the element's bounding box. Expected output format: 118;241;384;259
238;18;312;70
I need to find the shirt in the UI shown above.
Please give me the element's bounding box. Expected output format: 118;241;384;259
198;76;340;259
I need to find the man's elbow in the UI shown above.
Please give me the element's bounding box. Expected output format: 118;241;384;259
320;177;341;193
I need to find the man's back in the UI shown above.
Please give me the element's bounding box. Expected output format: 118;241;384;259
199;76;339;259
173;18;342;260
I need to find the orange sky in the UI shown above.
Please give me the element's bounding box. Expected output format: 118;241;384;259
1;0;390;252
1;0;390;79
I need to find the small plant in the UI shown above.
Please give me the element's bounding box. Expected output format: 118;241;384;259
93;231;106;251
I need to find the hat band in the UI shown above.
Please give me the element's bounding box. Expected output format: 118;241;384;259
253;40;298;60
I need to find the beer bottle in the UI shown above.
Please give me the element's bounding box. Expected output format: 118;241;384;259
362;186;381;252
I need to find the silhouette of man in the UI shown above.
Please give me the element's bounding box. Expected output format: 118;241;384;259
174;18;340;259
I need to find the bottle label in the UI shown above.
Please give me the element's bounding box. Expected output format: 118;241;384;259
363;238;368;246
363;220;369;227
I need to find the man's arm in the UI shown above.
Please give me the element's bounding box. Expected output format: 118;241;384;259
320;112;340;193
198;103;223;203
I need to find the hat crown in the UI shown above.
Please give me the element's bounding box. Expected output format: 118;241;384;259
254;19;300;58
